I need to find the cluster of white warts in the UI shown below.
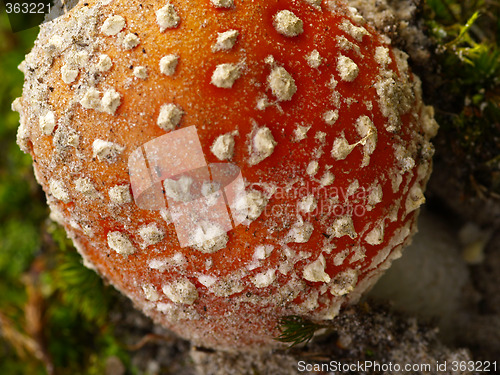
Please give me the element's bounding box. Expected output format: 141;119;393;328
47;1;376;166
32;1;435;308
61;1;368;134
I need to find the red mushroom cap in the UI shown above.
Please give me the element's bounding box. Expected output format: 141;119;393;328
14;0;438;351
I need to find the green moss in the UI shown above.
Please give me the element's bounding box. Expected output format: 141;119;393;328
275;316;323;348
424;0;500;197
48;224;112;326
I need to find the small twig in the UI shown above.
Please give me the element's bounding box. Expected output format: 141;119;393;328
469;174;488;200
126;333;177;351
24;260;55;375
0;311;38;359
0;310;53;374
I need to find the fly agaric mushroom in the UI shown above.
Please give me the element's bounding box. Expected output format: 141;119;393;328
14;0;438;351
